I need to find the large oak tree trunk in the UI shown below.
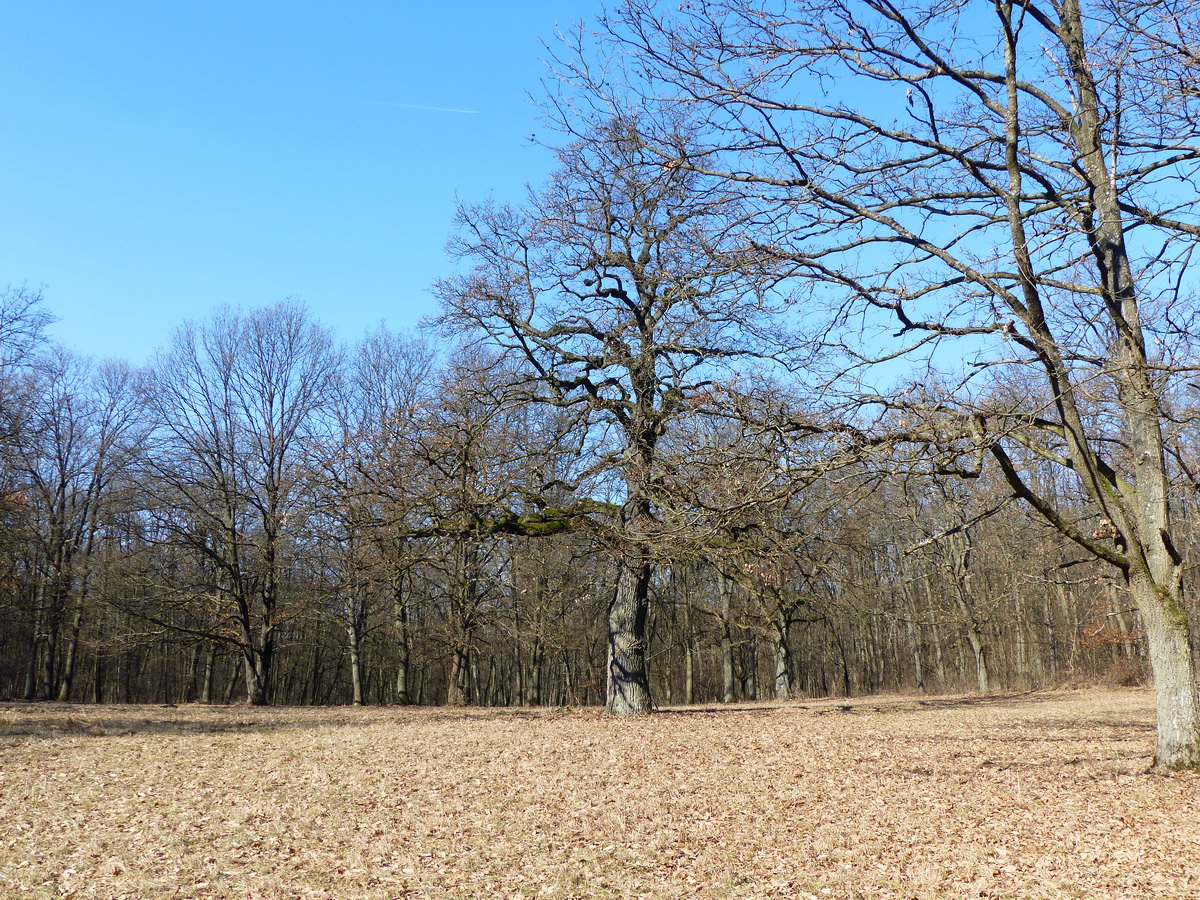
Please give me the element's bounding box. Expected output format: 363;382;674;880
774;611;792;701
607;554;652;714
1132;575;1200;770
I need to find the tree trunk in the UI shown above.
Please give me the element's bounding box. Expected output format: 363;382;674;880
23;580;46;700
606;554;652;714
395;653;412;705
484;657;497;706
896;577;924;693
720;575;735;704
964;624;990;695
743;634;758;701
23;629;39;701
57;520;98;704
1043;590;1059;683
243;646;269;705
525;643;545;706
470;655;483;705
684;642;694;704
56;604;84;702
91;652;104;704
447;646;468;706
905;617;925;693
828;619;852;697
683;595;695;705
394;591;412;705
773;612;791;701
347;620;364;706
200;645;215;704
180;644;199;703
224;655;243;704
39;620;58;701
1132;574;1200;769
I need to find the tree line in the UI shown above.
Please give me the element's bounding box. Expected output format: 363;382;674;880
3;0;1200;770
0;288;1167;712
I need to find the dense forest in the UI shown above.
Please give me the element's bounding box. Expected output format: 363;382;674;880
4;0;1200;770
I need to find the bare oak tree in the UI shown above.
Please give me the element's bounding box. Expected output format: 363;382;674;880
315;326;438;705
437;116;790;713
9;351;143;701
597;0;1200;767
143;302;340;705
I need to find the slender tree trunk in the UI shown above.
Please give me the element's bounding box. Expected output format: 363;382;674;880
684;640;695;705
23;579;46;700
199;645;215;704
1105;583;1137;662
23;631;40;701
447;646;468;706
661;634;674;705
720;575;735;704
302;647;324;705
743;634;758;701
562;652;576;706
57;518;100;704
964;624;990;695
949;583;989;694
898;579;925;692
484;657;497;706
683;594;695;705
1014;599;1031;688
920;577;947;689
394;592;412;705
470;655;483;705
224;656;243;704
319;651;343;705
39;620;58;701
1043;590;1059;682
831;621;851;697
182;644;198;703
348;620;364;706
91;653;104;704
905;617;925;693
512;596;524;707
56;603;84;702
525;643;544;706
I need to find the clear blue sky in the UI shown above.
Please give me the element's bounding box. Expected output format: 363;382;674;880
0;1;602;363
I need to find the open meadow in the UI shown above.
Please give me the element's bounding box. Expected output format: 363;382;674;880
1;688;1197;899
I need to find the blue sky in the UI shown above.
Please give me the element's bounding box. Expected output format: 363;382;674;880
0;1;602;363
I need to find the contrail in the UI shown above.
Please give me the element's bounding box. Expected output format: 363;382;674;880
354;98;480;115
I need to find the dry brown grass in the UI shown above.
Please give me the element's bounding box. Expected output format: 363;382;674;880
1;688;1197;899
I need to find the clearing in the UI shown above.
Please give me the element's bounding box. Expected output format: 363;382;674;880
1;688;1197;898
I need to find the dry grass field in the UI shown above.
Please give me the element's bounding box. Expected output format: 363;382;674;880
1;688;1197;899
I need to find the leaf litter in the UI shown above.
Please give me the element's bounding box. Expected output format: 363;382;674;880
0;688;1196;899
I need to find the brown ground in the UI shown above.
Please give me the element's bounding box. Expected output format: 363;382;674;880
0;688;1196;899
